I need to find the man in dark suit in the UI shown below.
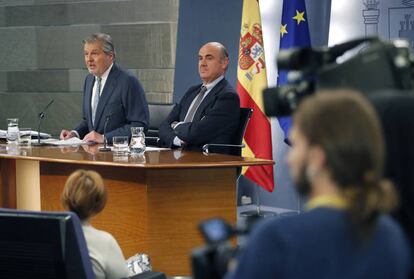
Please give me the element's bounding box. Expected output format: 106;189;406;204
158;42;240;150
60;33;149;143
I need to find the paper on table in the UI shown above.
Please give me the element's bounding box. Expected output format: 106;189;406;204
145;146;171;151
38;137;87;146
0;129;51;139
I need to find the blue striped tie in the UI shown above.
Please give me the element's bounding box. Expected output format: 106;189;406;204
184;86;207;122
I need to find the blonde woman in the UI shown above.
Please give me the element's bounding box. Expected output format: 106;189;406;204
62;169;129;279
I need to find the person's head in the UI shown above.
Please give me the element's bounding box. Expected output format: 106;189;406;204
83;33;115;77
287;90;385;196
61;169;107;221
287;90;397;236
198;42;229;84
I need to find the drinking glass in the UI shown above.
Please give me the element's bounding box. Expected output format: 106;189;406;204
6;118;20;144
19;128;32;145
112;136;129;155
6;144;20;155
113;154;129;162
130;127;146;156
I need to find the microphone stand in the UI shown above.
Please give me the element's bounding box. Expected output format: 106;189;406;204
33;99;54;146
99;115;111;152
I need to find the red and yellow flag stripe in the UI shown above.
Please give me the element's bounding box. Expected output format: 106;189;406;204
237;0;274;192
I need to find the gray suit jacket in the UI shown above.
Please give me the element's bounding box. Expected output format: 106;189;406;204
75;63;149;142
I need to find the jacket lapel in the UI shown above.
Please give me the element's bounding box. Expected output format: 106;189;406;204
93;64;119;130
193;79;227;121
180;85;202;121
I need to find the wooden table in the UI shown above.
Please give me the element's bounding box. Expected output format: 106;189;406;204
0;143;273;276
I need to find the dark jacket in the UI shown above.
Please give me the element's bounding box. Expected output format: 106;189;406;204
75;63;149;142
159;78;240;151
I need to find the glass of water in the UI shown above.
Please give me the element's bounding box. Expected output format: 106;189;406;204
112;136;129;155
6;118;20;144
130;127;146;156
19;128;32;146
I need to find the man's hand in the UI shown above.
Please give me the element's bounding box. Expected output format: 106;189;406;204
171;121;179;129
171;121;184;129
83;131;104;143
60;130;76;140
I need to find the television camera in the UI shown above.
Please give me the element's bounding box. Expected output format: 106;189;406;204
191;217;259;279
263;37;414;117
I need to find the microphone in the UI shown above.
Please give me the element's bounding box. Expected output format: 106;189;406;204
33;99;54;146
98;114;111;152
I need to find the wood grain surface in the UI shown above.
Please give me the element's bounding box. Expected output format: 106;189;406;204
0;144;273;276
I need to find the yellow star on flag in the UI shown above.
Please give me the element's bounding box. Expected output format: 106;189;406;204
280;24;288;37
293;10;306;25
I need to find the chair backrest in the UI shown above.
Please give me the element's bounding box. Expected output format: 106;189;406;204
0;208;95;279
201;107;253;156
147;103;175;137
232;107;253;156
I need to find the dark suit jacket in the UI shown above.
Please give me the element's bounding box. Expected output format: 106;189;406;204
75;63;149;142
158;78;240;150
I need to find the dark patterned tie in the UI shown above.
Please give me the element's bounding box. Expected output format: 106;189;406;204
92;77;102;125
184;86;207;122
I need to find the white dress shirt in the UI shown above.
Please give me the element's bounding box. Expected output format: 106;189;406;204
72;63;114;138
90;63;113;112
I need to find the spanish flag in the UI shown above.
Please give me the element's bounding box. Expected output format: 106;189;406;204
237;0;274;192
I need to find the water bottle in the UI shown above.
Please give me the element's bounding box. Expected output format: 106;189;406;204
130;127;146;156
6;118;20;144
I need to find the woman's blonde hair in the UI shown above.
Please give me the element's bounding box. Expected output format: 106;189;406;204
61;169;107;221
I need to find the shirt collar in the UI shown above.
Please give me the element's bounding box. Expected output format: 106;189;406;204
203;75;224;91
305;194;348;211
95;63;113;81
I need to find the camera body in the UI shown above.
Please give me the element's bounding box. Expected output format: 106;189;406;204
264;37;414;117
191;217;258;279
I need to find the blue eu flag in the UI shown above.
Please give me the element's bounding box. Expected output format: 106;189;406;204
277;0;311;141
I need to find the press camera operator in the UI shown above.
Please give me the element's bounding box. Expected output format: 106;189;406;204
225;90;411;279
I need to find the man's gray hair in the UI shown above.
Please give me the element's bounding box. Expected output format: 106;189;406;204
209;42;229;60
83;33;116;59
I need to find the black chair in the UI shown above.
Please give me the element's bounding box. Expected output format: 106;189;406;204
146;103;175;146
0;208;166;279
202;108;275;218
0;208;95;279
202;107;253;156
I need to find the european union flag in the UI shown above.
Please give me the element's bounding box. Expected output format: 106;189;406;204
277;0;311;140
